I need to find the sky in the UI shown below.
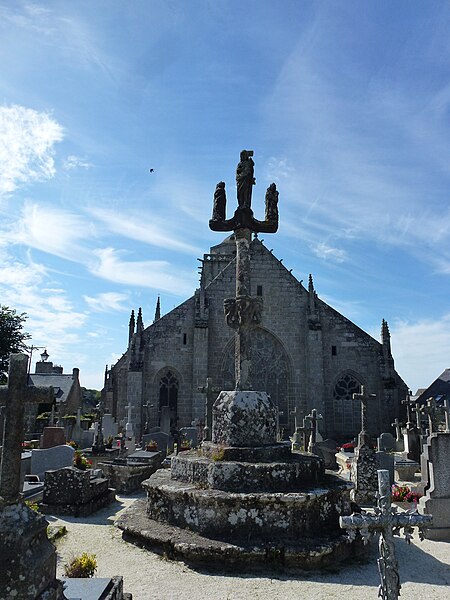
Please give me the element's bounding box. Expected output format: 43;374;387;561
1;0;450;392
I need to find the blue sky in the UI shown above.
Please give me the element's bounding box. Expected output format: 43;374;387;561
1;0;449;392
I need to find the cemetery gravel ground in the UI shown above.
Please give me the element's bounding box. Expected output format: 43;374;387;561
50;493;450;600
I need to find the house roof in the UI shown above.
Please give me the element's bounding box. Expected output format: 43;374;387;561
415;368;450;405
27;373;75;404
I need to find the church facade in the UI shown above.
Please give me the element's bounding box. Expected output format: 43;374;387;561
103;234;407;443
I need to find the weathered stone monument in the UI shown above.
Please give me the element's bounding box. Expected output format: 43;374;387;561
118;151;356;570
350;386;378;505
0;354;64;600
341;469;432;600
418;400;450;540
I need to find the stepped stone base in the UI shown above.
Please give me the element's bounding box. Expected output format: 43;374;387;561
117;498;358;572
171;451;325;493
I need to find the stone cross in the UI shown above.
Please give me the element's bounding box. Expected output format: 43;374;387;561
142;402;154;436
198;377;222;441
353;386;376;446
209;151;279;391
420;397;436;434
391;418;401;442
401;392;415;428
340;469;432;600
442;398;450;432
125;403;133;437
411;399;423;432
0;353;54;502
92;398;105;451
305;408;322;453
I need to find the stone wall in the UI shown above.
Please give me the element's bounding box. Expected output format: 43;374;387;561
105;237;407;441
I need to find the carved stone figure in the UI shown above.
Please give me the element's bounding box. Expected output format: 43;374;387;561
236;150;255;209
212;181;226;221
265;183;279;222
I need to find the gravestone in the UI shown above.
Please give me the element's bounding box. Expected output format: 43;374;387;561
377;432;395;452
31;444;75;479
402;423;420;463
102;414;118;439
418;431;450;540
142;431;173;456
313;439;338;469
350;387;378;505
41;466;115;517
0;354;65;600
160;405;171;434
41;426;66;449
180;426;198;449
376;450;394;486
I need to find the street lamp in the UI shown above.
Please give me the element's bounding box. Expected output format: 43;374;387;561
26;345;48;374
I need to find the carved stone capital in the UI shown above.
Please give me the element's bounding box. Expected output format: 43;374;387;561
223;296;263;329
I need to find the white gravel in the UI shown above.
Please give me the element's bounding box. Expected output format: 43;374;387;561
51;493;450;600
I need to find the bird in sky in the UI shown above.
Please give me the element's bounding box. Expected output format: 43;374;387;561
149;168;154;173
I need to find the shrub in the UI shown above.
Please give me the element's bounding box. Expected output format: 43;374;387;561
63;553;97;578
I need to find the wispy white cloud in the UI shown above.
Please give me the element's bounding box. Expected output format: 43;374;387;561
0;104;63;195
91;247;196;296
63;155;93;170
87;206;200;255
83;291;130;312
368;314;450;394
263;25;450;275
311;241;347;263
0;253;88;365
5;202;94;262
0;3;119;82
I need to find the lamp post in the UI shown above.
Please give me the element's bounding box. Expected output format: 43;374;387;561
26;345;48;374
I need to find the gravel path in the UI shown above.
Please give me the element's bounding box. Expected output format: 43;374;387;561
51;493;450;600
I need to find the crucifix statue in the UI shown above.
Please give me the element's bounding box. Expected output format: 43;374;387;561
340;469;432;600
0;353;54;503
198;377;221;441
210;150;279;390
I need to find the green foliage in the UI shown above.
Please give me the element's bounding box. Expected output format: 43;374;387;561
47;524;68;543
25;500;40;513
0;305;31;384
63;552;97;578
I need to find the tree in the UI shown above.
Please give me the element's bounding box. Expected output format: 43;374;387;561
0;306;31;384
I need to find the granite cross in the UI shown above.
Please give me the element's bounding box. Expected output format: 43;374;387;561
209;150;279;390
401;392;414;427
420;397;436;434
0;353;54;502
353;386;376;446
305;408;322;453
142;402;154;436
411;398;423;431
391;418;401;442
340;469;432;600
198;377;221;441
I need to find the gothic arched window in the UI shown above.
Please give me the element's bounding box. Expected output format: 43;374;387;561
222;329;290;425
332;373;362;437
159;371;179;428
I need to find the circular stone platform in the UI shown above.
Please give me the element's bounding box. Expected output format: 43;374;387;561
117;390;358;571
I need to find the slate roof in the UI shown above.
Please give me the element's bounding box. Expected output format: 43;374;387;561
415;368;450;405
27;373;75;403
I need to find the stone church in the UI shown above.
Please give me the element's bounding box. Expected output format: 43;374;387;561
103;233;407;443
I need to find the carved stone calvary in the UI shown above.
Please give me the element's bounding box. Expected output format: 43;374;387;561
209;150;279;390
0;353;54;502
